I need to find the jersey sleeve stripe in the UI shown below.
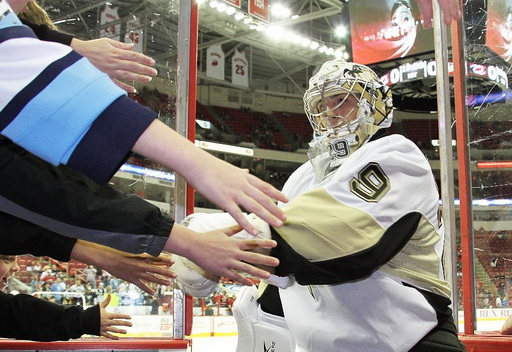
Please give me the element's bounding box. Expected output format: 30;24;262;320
2;55;127;167
0;2;20;31
271;212;421;285
66;96;157;184
0;23;32;40
0;50;82;131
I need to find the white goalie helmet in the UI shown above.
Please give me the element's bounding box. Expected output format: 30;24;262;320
304;59;393;179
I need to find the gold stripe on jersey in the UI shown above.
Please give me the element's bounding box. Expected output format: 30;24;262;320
275;186;451;298
382;216;452;298
276;187;385;262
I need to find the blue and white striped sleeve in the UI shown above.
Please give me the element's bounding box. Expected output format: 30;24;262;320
0;19;157;184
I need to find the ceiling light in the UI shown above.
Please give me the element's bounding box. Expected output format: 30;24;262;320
309;41;319;50
209;1;218;9
300;37;311;47
318;45;328;53
225;6;236;16
216;2;227;12
271;4;292;18
234;12;245;21
292;34;302;44
266;25;285;38
334;25;347;37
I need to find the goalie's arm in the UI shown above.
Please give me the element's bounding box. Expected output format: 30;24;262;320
270;188;421;285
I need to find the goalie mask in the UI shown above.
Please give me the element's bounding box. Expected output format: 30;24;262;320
304;60;393;179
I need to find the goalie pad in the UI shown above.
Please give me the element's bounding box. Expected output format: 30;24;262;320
233;285;296;352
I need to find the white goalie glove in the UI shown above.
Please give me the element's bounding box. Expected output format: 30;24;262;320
172;212;289;297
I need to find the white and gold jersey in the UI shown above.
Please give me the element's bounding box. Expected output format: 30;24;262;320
272;133;452;352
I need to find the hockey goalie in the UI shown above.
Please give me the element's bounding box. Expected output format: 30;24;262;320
173;60;465;352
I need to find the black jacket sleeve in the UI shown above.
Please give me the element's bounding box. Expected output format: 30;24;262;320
0;137;174;257
0;292;100;341
20;19;74;45
0;211;76;261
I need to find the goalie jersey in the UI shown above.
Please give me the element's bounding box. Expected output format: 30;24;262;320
269;133;456;352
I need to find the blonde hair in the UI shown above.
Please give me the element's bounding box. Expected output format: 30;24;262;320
0;255;17;262
18;2;58;30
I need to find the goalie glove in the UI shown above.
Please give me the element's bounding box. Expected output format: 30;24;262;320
231;213;290;289
172;253;220;297
173;212;290;297
171;212;230;297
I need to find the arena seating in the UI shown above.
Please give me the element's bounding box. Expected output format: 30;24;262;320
401;119;439;149
470;121;512;150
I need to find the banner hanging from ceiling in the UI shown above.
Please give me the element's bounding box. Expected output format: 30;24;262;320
222;0;241;8
248;0;269;22
206;44;226;81
126;16;143;53
232;49;249;87
99;5;120;41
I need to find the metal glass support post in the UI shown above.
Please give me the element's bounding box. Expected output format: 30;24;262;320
174;0;199;340
432;0;458;325
451;0;476;334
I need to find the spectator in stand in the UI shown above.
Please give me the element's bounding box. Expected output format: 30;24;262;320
29;275;38;292
39;266;56;283
117;281;129;306
83;265;98;289
109;275;121;292
84;282;97;306
50;263;64;277
40;281;53;300
150;296;160;315
50;277;65;303
94;282;106;304
68;279;86;305
25;260;34;273
0;255;132;341
0;1;286;285
104;285;120;307
32;261;42;275
127;283;143;306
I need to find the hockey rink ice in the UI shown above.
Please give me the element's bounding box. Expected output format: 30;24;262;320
192;336;237;351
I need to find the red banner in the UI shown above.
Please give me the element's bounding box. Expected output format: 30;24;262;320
222;0;241;8
248;0;269;22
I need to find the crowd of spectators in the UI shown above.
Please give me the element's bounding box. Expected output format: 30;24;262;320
193;279;239;316
9;256;175;314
